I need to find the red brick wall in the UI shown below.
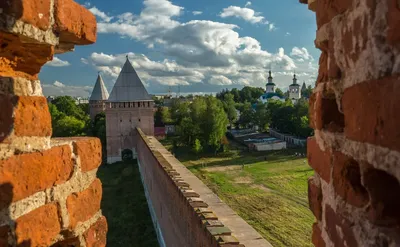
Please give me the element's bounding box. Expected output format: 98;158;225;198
302;0;400;246
0;0;107;245
135;129;244;247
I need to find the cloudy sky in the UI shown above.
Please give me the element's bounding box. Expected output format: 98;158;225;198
40;0;319;97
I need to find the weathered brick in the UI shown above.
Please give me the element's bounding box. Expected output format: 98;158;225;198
73;138;102;172
332;152;368;208
15;203;61;246
316;0;352;28
67;179;102;229
0;32;54;79
325;205;358;247
14;96;52;137
0;225;10;247
0;94;15;143
307;137;331;182
363;168;400;226
316;52;328;84
308;177;323;220
342;76;400;152
0;145;73;204
54;0;97;45
309;92;344;132
0;0;51;30
312;223;326;247
84;216;107;247
51;237;81;247
387;0;400;45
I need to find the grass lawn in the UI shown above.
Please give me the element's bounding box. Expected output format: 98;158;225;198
97;162;159;247
161;137;314;247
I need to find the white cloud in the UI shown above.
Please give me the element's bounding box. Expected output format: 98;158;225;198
192;11;202;15
245;2;252;7
89;7;113;22
291;47;314;61
46;57;70;67
89;0;317;91
42;82;93;97
220;6;266;24
53;81;65;88
268;23;277;31
285;32;291;36
81;58;89;64
209;75;233;85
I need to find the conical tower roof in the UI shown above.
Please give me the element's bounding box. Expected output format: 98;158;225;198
90;73;109;101
108;57;151;102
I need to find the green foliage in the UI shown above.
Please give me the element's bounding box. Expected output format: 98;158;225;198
275;88;284;98
192;139;203;154
222;93;237;127
237;102;254;128
49;96;90;137
301;84;313;98
254;103;270;131
52;116;85;137
216;86;264;104
173;96;228;153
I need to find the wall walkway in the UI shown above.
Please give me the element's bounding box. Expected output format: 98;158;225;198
135;128;272;247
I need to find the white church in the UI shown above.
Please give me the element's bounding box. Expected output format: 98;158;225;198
259;71;302;104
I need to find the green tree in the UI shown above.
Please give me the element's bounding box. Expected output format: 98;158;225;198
52;116;85;137
161;107;172;124
222;93;238;128
51;96;87;121
237;102;254;128
275;88;284;98
254;103;270;131
170;99;190;125
192;139;202;154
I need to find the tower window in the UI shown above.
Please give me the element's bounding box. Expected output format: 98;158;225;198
139;118;141;122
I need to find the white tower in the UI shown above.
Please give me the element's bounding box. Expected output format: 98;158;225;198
105;57;154;163
289;74;301;102
89;73;109;121
266;70;276;93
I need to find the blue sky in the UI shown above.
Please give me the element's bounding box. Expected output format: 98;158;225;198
40;0;319;97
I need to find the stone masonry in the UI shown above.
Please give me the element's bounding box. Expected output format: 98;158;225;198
0;0;107;246
301;0;400;246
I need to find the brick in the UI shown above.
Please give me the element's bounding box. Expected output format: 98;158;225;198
332;152;368;207
387;0;400;45
14;96;52;137
324;205;358;247
73;138;102;172
363;168;400;226
54;0;97;45
0;0;51;30
308;177;323;220
342;76;400;152
312;223;326;247
0;94;16;143
0;145;73;205
0;225;10;247
316;52;328;84
84;216;107;247
316;0;352;28
51;237;81;247
309;92;344;132
0;32;54;79
15;203;61;246
307;137;331;182
67;179;102;229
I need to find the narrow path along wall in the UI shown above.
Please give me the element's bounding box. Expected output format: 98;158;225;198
0;0;107;246
134;128;272;247
300;0;400;246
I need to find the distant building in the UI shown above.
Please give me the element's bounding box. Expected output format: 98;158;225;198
75;97;89;105
89;73;109;121
105;57;154;163
47;96;55;103
289;74;301;104
259;70;285;104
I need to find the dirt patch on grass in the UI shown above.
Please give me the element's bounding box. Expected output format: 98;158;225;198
205;165;242;172
234;176;253;184
251;184;272;193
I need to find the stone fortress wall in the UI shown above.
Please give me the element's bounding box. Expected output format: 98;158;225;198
0;0;107;246
302;0;400;246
